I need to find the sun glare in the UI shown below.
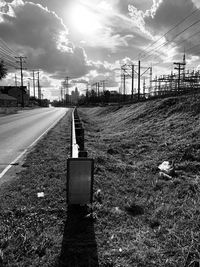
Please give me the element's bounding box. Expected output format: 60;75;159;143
69;5;101;35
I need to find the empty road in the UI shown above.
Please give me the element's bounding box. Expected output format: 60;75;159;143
0;107;68;178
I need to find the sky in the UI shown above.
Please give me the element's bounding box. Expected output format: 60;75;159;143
0;0;200;99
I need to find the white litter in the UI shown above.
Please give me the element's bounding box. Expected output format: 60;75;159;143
158;161;171;172
112;206;123;214
37;192;44;198
111;234;114;240
158;161;175;175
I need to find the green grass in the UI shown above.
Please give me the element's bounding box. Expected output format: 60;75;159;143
79;93;200;266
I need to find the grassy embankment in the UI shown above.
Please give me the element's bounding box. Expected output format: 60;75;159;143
79;93;200;267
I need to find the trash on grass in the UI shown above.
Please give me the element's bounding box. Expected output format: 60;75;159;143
158;161;175;178
37;192;45;198
112;206;123;214
94;189;102;203
159;171;172;180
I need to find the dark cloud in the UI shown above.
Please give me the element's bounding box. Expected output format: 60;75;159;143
0;1;89;78
143;0;200;57
145;0;196;35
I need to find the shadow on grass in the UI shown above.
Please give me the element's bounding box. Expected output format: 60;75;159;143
59;205;99;267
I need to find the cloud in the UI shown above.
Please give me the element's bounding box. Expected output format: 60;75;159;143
128;0;163;37
128;0;200;67
0;0;89;79
144;0;195;35
191;0;200;9
144;0;200;60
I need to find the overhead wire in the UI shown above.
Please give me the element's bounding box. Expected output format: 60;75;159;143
141;16;200;61
0;38;18;56
140;7;200;57
0;48;18;62
147;26;200;69
0;38;20;70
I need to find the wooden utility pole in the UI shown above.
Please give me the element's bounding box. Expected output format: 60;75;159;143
31;70;38;98
131;65;134;100
97;82;100;97
15;56;27;107
123;74;126;102
37;70;41;100
14;74;17;87
138;60;141;100
27;80;30;96
95;82;98;95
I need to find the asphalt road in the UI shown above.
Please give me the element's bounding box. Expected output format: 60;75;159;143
0;107;68;177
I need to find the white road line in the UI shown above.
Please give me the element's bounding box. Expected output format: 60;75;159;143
0;110;67;179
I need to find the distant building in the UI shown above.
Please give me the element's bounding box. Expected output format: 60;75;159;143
0;86;29;106
65;87;80;105
71;87;80;104
0;93;17;107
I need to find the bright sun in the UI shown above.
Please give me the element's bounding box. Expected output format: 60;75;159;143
69;5;101;35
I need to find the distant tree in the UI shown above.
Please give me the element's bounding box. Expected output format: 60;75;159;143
0;60;7;80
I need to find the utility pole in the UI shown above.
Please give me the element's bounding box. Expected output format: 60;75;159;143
86;82;89;102
15;56;27;108
143;77;146;96
97;82;100;97
131;65;134;100
31;70;38;98
14;74;17;87
123;74;126;102
95;82;98;96
27;80;30;96
138;60;141;100
100;80;106;92
174;62;185;91
174;54;186;91
60;87;63;103
37;70;41;100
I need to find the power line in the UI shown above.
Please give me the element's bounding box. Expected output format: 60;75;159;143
147;27;200;69
0;38;18;56
0;47;18;65
3;60;18;69
0;48;17;61
141;16;200;61
0;46;16;59
139;8;199;59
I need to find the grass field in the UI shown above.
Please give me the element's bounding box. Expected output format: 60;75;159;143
79;93;200;267
0;93;200;266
